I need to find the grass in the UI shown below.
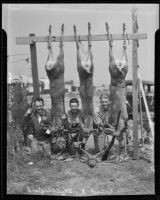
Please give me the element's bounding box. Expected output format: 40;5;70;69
7;85;154;195
7;149;155;195
6;106;154;193
6;122;155;195
7;131;155;195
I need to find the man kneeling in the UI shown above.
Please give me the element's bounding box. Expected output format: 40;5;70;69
93;94;128;158
22;97;53;155
61;98;89;157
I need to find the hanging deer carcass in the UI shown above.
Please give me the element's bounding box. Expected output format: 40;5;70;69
102;23;129;159
106;23;128;122
45;24;65;128
73;23;94;148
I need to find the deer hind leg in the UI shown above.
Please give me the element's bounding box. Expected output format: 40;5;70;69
120;45;128;69
76;43;83;67
122;48;128;63
109;43;115;63
57;24;64;64
73;26;82;68
45;25;57;71
45;45;57;71
86;47;93;66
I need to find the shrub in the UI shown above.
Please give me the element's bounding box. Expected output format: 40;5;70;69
7;82;28;156
10;83;28;125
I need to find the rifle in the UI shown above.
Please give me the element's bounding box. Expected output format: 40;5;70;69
102;110;122;161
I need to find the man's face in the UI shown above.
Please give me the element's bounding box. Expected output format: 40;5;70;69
100;97;110;110
35;100;44;115
70;103;79;113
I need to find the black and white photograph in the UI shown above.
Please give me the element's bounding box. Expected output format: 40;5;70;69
3;3;158;196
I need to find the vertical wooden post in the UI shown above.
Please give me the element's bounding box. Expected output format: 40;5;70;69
132;7;139;159
29;33;39;98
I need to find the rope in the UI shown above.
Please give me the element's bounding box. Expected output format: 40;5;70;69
137;66;154;138
138;84;144;147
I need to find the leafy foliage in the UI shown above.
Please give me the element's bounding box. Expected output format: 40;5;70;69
10;83;28;125
7;83;28;156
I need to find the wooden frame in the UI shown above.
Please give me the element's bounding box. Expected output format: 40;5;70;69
16;33;146;45
15;8;147;159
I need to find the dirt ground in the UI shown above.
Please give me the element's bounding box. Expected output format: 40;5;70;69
7;131;154;196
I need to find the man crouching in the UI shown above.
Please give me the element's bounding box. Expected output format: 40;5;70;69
22;97;53;155
93;94;128;159
61;98;88;157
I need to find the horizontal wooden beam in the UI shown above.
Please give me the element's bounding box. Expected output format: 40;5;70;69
16;33;147;45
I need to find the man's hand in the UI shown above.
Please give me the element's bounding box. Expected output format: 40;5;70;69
46;128;51;134
28;134;34;140
61;114;67;120
42;116;47;121
75;117;80;123
25;108;32;116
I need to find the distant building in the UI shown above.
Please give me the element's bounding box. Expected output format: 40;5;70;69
72;82;79;92
7;73;51;93
95;84;107;92
65;80;79;93
65;83;72;92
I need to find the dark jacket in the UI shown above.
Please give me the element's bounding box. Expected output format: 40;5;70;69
22;109;52;143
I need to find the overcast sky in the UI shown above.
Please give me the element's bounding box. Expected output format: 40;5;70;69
3;4;159;86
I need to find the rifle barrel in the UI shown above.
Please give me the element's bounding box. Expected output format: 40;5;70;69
102;110;122;161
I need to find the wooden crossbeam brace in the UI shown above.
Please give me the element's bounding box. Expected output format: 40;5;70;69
16;33;147;45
